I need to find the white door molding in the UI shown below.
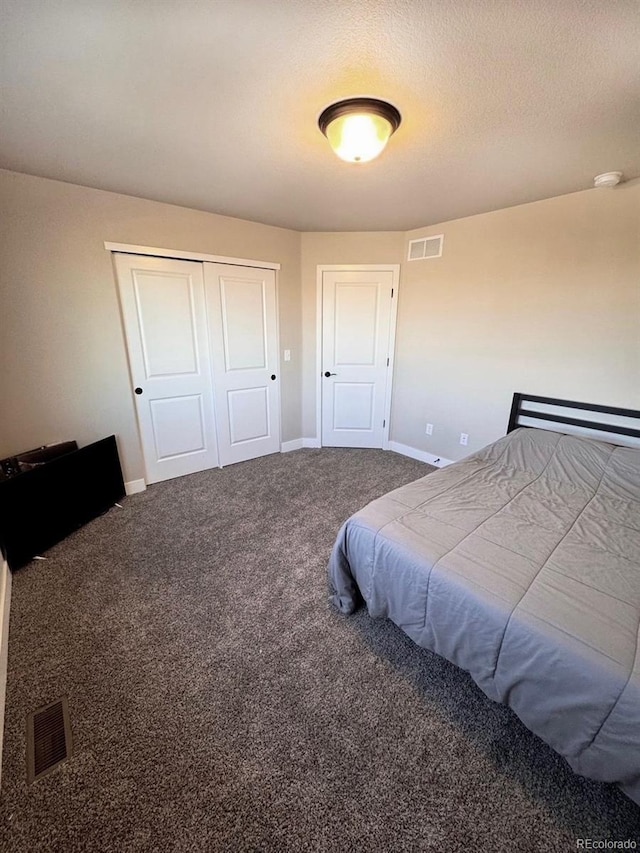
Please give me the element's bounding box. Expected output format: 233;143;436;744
315;264;400;449
105;242;280;270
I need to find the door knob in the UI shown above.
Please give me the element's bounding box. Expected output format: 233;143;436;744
134;387;143;395
271;374;276;380
324;371;337;377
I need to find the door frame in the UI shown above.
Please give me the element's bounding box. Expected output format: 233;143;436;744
315;264;400;450
104;242;280;271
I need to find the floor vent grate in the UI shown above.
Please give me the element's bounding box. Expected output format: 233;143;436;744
27;697;72;783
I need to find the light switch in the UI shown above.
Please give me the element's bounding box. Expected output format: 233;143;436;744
284;349;291;362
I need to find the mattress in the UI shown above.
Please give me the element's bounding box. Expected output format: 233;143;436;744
328;427;640;804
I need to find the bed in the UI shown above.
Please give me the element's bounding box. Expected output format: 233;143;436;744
328;393;640;805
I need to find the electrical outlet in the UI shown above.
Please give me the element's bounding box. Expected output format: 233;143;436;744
426;423;433;435
460;433;468;446
284;349;291;362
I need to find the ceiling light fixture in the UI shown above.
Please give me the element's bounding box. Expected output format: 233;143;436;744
318;98;401;163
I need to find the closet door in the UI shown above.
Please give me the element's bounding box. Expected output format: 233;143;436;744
204;264;280;466
114;254;219;483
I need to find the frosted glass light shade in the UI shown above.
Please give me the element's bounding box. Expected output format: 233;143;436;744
326;113;392;163
319;98;401;164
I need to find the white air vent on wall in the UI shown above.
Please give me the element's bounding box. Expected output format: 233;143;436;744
408;234;444;261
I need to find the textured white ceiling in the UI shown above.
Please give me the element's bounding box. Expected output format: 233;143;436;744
1;0;638;231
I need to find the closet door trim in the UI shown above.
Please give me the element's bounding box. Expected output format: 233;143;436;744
105;242;280;271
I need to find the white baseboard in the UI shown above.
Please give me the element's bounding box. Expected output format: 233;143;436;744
302;438;321;449
281;438;322;452
281;438;452;465
125;478;146;495
281;439;304;453
388;441;454;468
0;558;12;788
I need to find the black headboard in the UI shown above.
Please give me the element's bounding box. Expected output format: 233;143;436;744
507;393;640;442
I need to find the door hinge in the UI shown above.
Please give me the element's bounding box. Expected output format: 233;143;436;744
386;357;389;367
383;419;386;427
391;288;394;297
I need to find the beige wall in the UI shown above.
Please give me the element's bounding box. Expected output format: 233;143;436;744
0;169;301;483
300;231;404;437
2;168;638;482
393;181;640;461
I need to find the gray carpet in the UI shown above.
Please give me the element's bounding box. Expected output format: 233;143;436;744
0;448;638;852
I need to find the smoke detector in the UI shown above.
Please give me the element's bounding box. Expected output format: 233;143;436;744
593;172;622;188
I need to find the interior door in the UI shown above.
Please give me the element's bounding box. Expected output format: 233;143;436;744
114;254;219;483
204;263;280;466
321;269;394;448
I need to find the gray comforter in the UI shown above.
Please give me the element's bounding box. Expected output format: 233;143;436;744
328;427;640;804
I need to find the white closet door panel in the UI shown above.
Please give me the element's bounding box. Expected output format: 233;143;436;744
114;254;219;483
149;395;206;458
134;272;199;376
205;264;280;466
228;388;270;444
221;279;267;371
